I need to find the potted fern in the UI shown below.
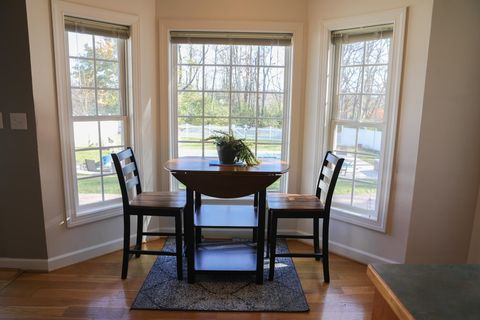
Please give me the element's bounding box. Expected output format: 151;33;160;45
206;131;260;166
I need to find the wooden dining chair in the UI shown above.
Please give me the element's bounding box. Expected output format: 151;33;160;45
267;151;344;282
112;148;185;280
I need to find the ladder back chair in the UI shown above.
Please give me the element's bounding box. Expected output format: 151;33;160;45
267;151;344;282
112;148;185;280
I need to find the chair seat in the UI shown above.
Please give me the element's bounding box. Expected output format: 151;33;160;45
267;193;325;212
130;191;185;210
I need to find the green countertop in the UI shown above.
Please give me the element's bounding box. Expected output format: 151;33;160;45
372;264;480;320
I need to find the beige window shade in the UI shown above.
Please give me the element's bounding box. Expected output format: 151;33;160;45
65;16;130;39
170;31;292;46
332;24;393;44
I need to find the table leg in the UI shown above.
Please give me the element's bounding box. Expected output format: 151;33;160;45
185;187;195;283
256;189;266;284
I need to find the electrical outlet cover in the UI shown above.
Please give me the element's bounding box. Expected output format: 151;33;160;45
10;113;28;130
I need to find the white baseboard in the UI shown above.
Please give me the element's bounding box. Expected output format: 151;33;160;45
0;227;398;272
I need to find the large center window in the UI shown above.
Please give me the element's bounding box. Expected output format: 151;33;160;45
170;32;292;190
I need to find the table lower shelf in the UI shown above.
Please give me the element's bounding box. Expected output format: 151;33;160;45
194;240;257;272
194;204;258;228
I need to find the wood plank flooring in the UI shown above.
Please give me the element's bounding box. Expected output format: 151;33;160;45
0;240;374;319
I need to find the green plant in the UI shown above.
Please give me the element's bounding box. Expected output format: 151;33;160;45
206;130;260;166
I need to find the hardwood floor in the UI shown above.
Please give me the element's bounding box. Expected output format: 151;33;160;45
0;240;374;319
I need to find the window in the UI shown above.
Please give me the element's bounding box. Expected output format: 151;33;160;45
322;11;405;231
65;17;129;212
170;32;292;191
52;0;138;226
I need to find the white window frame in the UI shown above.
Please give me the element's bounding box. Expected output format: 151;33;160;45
52;0;140;227
316;8;406;232
170;40;292;192
157;20;305;197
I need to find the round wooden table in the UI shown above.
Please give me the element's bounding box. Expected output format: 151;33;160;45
165;157;289;284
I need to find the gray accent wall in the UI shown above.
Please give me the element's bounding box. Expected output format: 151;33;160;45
0;0;48;259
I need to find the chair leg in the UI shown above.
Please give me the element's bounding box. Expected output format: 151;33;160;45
195;227;202;244
266;210;272;258
135;215;143;258
322;220;330;283
268;214;278;281
314;217;321;261
175;213;183;280
121;214;130;279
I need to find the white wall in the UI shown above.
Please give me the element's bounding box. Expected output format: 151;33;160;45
26;0;158;268
300;0;434;263
406;0;480;263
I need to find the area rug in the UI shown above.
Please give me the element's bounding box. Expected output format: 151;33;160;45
131;237;309;312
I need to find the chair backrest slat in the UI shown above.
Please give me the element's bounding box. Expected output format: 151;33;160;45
111;147;142;210
122;162;137;176
315;151;344;213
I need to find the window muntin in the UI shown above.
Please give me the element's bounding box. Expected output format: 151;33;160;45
66;26;128;212
329;26;392;220
172;39;291;191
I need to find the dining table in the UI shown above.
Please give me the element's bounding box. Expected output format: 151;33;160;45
164;157;289;284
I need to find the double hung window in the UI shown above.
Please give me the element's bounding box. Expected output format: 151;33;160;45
170;32;292;191
328;24;397;225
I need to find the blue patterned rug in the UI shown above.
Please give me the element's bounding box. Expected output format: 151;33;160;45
131;238;309;312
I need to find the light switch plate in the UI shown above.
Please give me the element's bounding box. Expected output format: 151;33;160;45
0;113;3;129
10;113;28;130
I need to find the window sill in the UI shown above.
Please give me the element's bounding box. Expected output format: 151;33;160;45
331;207;386;233
66;202;123;228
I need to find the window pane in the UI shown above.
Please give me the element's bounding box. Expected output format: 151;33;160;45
259;67;284;92
72;88;96;116
178;44;203;64
232;67;257;92
74;121;99;149
257;144;281;160
101;148;123;174
231;92;256;117
334;94;359;121
363;65;388;94
204;66;230;91
100;121;124;147
177;65;202;90
231;118;256;142
341;42;364;66
333;178;353;206
232;45;258;65
204;92;229;117
70;58;94;87
78;177;102;206
355;153;380;183
178;117;203;141
335;151;355;180
339;66;362;93
205;45;230;65
258;119;282;143
267;179;281;192
357;127;382;155
94;36;118;61
365;38;390;65
178;142;202;157
333;125;356;153
360;95;385;122
353;180;377;211
103;175;121;201
204;118;228;138
178;91;202;116
76;149;100;178
97;89;121;116
258;93;283;118
96;61;119;88
259;46;285;66
68;32;93;58
204;142;217;157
